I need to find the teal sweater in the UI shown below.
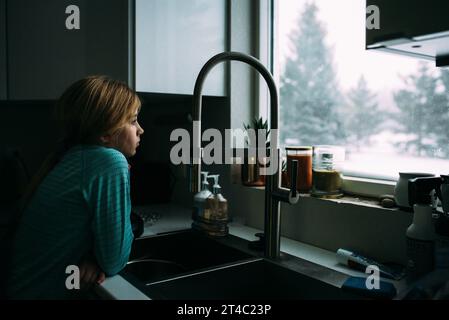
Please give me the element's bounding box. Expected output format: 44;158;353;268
6;145;134;299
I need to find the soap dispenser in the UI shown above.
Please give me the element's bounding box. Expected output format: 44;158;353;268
208;174;229;223
192;174;229;237
192;171;212;221
407;177;442;278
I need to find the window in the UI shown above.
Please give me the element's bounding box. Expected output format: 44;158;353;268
276;0;449;181
135;0;226;95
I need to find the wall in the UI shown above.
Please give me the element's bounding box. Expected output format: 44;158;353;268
225;183;412;265
0;101;58;175
0;0;6;100
136;93;230;207
7;0;130;100
228;0;257;132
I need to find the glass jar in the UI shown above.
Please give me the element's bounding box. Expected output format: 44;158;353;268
285;146;313;193
311;145;345;198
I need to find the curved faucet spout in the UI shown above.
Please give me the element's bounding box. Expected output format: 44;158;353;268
191;51;298;259
193;51;278;129
191;52;279;193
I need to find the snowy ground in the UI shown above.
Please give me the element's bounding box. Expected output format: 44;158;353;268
344;130;449;180
283;130;449;181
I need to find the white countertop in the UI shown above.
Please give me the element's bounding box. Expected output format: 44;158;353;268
95;203;405;300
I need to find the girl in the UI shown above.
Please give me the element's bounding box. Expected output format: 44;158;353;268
5;76;144;299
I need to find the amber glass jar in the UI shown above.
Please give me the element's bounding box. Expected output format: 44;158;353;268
285;146;313;193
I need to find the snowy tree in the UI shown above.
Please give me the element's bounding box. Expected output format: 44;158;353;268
280;2;344;146
393;62;442;157
432;69;449;157
344;76;383;151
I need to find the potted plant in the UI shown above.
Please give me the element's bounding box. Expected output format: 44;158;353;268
241;117;270;187
281;159;289;188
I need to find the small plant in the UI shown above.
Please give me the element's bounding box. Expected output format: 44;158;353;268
243;117;270;149
282;159;287;172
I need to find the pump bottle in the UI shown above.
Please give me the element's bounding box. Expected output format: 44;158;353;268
208;175;228;221
192;174;229;237
192;171;212;221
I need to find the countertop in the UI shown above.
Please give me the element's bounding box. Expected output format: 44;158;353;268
95;203;408;300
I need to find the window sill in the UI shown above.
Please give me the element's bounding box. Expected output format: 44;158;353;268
342;176;396;198
243;180;400;212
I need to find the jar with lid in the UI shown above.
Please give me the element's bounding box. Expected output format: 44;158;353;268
311;145;345;198
285;146;312;193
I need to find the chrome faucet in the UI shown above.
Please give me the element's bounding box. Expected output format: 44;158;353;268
190;51;299;260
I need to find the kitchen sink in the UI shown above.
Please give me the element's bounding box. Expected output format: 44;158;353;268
122;229;256;284
124;259;188;284
121;229;363;300
143;259;362;300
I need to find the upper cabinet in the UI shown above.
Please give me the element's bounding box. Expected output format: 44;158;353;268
366;0;449;66
0;0;7;100
135;0;226;96
6;0;131;100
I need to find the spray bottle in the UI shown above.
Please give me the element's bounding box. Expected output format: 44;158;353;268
434;175;449;269
407;176;441;278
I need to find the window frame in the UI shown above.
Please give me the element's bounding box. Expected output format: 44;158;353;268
261;0;397;197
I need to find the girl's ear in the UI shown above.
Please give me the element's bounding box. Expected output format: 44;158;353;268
99;134;112;145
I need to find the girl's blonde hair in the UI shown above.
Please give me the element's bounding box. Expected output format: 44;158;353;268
56;75;141;145
18;76;141;214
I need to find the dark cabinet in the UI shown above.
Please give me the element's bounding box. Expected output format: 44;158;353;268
0;0;6;100
6;0;132;100
366;0;449;66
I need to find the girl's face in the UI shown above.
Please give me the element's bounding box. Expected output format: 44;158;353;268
109;111;144;157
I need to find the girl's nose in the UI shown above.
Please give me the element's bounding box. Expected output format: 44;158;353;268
138;123;144;135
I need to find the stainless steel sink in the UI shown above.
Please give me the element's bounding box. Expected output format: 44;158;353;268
122;229;256;284
122;229;363;300
124;259;188;284
143;259;362;300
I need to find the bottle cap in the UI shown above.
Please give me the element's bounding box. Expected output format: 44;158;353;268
408;176;442;206
209;174;221;194
201;171;209;190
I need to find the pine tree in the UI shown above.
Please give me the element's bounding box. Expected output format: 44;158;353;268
344;76;383;151
280;2;344;146
393;62;439;157
432;69;449;157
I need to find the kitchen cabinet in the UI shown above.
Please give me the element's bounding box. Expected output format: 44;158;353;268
6;0;131;100
366;0;449;66
0;0;6;100
135;0;226;96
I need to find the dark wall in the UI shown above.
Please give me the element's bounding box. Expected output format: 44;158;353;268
0;93;230;205
7;0;130;100
135;93;230;163
0;101;58;175
0;0;6;100
131;93;230;205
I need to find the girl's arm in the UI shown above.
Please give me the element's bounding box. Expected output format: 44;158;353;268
86;151;134;276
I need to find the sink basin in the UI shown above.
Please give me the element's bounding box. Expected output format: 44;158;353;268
121;229;363;300
124;259;187;283
143;259;362;300
122;229;256;283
